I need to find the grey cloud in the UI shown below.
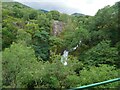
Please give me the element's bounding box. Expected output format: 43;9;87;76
20;2;81;14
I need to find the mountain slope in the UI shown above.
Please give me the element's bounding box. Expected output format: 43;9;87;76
71;13;85;16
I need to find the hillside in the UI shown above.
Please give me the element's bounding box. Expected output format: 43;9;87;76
2;1;120;89
2;2;31;9
39;9;48;13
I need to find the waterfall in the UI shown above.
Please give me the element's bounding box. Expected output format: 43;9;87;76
61;40;81;65
61;50;69;65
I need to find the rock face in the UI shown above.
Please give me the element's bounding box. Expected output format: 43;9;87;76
52;20;64;36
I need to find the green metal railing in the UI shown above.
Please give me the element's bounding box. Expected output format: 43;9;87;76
70;78;120;90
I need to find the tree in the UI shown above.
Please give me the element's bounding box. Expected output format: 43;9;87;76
59;13;69;23
37;14;50;32
29;10;38;20
89;3;120;46
63;27;89;51
79;64;119;88
2;16;18;50
49;10;60;20
25;23;39;37
49;36;64;54
33;30;50;61
2;43;38;87
80;40;119;66
38;55;83;89
12;7;23;18
16;29;32;46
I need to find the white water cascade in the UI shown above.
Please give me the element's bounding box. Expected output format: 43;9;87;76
61;40;81;65
61;50;69;65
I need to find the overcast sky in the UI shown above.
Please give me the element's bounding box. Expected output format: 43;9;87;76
13;0;120;16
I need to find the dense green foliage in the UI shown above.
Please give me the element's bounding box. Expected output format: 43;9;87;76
2;1;120;89
80;40;119;66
